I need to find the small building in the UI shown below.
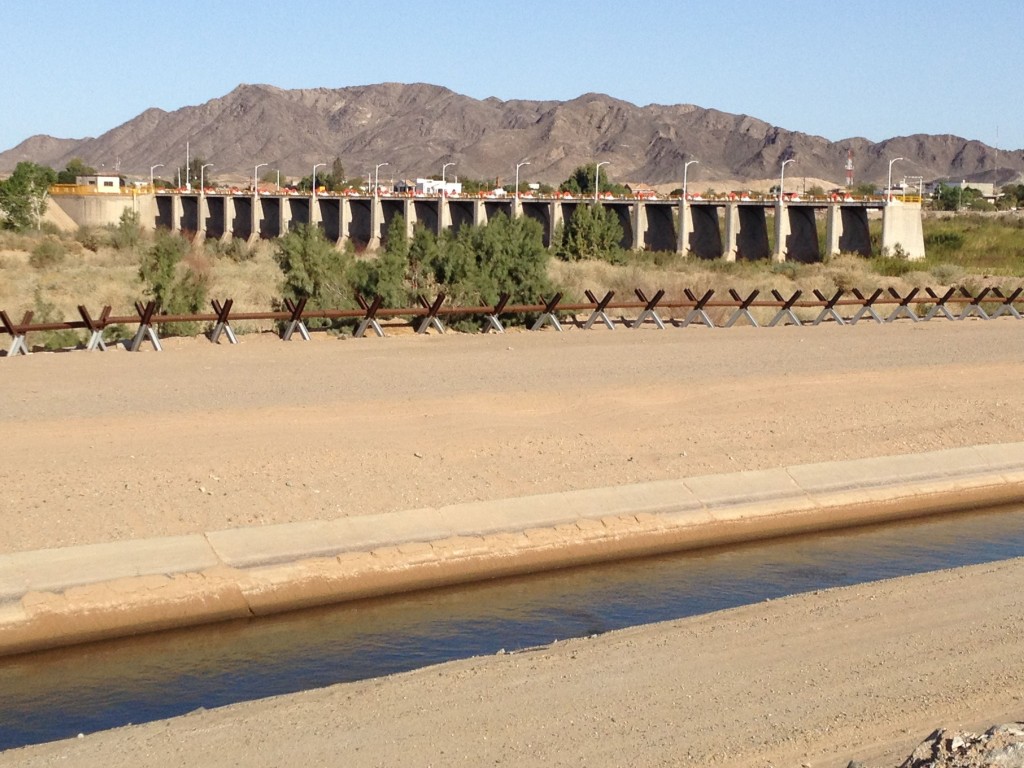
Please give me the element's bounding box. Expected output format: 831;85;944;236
75;174;122;193
625;182;657;199
403;177;462;196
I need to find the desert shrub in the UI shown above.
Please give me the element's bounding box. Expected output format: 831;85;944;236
274;224;353;327
206;237;253;262
29;237;66;269
925;230;965;250
349;214;411;307
930;263;965;284
446;214;553;326
871;253;915;277
555;203;625;263
632;250;685;269
29;287;82;350
139;230;209;336
76;226;109;252
769;261;800;281
112;208;142;250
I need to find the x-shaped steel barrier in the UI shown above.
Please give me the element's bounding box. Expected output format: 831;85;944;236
209;299;238;344
0;310;32;356
583;289;616;330
281;297;310;341
767;290;803;327
530;293;564;331
4;282;1023;359
415;293;447;335
129;301;162;351
681;289;715;328
632;288;666;329
723;289;761;328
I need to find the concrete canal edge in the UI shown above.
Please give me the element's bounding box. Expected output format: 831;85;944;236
3;442;1024;658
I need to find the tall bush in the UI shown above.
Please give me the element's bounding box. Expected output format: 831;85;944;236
139;230;209;335
556;203;625;262
349;215;411;307
274;224;352;318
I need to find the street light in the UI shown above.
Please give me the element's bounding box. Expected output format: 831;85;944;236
441;161;455;191
887;157;904;203
779;158;795;203
374;162;389;197
682;159;699;200
312;163;326;200
595;161;610;204
200;163;213;193
254;163;267;198
149;164;163;191
515;159;530;204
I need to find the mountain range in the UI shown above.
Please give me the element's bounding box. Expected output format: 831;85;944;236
1;82;1021;188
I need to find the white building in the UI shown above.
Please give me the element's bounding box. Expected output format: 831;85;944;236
412;177;462;196
76;174;122;193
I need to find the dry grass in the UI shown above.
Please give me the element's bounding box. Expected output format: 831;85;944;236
2;224;1022;334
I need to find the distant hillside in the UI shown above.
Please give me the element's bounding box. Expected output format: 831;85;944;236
2;82;1021;187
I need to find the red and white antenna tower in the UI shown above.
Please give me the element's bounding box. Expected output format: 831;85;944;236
845;149;855;187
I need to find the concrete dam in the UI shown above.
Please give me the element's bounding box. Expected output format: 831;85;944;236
52;192;927;261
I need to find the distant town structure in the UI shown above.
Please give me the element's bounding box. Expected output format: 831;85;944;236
75;174;122;193
394;177;462;196
926;179;998;203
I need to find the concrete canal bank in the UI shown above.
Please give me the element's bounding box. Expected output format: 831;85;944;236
2;442;1023;657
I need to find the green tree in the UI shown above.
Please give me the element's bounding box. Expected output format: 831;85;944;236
350;215;410;306
458;177;492;195
933;183;985;212
556;203;625;262
407;224;442;294
274;224;352;313
113;207;142;250
56;158;97;185
138;231;209;334
999;183;1024;209
559;164;628;197
438;214;552;309
175;156;211;190
0;161;57;230
261;169;284;189
330;156;345;184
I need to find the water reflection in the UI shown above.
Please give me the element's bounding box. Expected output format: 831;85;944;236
2;505;1024;751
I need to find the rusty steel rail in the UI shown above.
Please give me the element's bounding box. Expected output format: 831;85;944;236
2;285;1021;356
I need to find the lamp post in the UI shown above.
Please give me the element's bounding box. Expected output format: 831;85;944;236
149;164;163;191
515;159;530;205
254;163;267;199
595;161;610;204
312;163;326;201
779;158;795;203
441;162;455;190
374;162;389;197
887;157;904;204
200;163;213;194
276;169;280;193
682;159;699;200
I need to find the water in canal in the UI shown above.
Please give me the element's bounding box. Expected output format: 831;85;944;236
2;504;1024;752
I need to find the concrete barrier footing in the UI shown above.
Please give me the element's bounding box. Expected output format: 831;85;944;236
2;442;1024;657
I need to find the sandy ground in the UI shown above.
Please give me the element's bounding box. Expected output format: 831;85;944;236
2;319;1024;765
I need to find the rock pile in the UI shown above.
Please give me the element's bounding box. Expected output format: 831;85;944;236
890;723;1024;767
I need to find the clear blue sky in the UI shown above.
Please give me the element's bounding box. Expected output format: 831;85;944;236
2;0;1021;152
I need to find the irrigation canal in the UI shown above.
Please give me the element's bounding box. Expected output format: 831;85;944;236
3;504;1024;752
